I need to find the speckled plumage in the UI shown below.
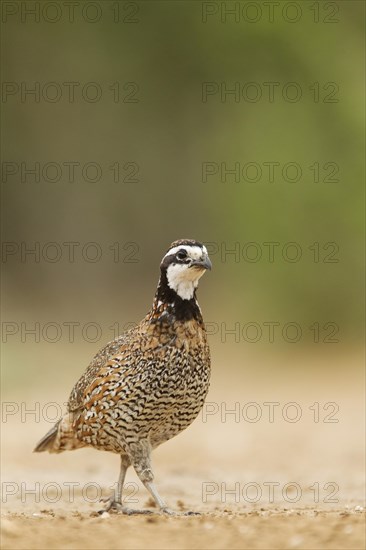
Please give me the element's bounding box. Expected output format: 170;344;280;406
34;239;212;515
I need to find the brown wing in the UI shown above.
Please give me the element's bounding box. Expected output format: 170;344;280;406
67;333;131;412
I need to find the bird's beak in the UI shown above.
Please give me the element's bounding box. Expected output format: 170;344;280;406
190;256;212;271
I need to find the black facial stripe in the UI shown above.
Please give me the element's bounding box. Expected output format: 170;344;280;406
161;253;191;270
160;253;176;270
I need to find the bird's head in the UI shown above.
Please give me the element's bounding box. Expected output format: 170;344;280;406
160;239;212;301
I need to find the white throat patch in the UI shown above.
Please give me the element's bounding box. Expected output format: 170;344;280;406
166;263;205;300
165;245;208;301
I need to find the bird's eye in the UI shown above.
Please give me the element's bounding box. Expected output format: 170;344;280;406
177;250;188;260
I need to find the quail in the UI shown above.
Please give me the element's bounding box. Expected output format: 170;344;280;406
34;239;212;515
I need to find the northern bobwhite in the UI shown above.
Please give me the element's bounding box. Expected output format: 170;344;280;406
34;239;212;515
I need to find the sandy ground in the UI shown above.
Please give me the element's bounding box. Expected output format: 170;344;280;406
2;510;365;550
1;350;365;549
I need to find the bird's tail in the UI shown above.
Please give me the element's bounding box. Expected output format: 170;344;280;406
33;421;60;452
33;413;85;453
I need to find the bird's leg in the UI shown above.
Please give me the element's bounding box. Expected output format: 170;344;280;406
99;455;130;513
100;443;154;515
129;440;199;516
142;479;199;516
127;439;171;513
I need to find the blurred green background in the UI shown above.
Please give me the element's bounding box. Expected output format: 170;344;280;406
1;0;364;393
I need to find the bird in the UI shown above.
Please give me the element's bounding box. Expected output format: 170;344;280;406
34;239;212;515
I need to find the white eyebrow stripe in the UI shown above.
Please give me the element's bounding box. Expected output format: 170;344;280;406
164;245;207;260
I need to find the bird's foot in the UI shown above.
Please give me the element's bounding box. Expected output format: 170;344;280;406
160;507;201;516
120;507;155;516
98;497;199;516
98;496;124;514
98;497;155;516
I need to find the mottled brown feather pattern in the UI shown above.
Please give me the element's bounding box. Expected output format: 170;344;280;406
34;239;212;513
68;311;210;454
